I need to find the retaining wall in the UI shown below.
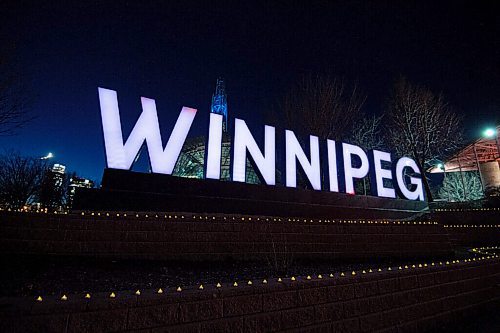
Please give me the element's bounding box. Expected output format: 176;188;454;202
433;208;499;226
0;212;452;261
432;208;500;246
0;258;498;332
444;225;500;247
73;168;429;219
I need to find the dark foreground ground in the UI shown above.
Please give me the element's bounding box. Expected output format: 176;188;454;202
0;247;476;298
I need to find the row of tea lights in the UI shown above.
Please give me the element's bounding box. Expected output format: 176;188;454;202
35;253;499;303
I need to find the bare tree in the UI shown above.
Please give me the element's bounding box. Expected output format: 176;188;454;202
438;172;483;202
0;43;32;135
275;74;365;140
0;152;47;209
349;114;385;151
385;77;463;201
349;115;385;194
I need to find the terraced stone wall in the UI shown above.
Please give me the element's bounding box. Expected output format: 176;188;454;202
0;212;452;261
0;258;498;332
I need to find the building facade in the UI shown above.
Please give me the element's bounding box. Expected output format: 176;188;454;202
173;79;260;184
68;176;94;207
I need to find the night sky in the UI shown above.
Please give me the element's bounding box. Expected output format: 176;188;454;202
1;1;498;183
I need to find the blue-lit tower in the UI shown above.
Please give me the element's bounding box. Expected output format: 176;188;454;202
210;78;228;132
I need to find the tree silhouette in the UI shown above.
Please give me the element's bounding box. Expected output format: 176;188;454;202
0;152;46;209
385;77;463;201
0;43;33;135
349;115;385;195
275;74;365;140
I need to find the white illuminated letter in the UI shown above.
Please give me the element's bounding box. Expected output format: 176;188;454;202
285;130;321;190
370;150;396;198
232;119;275;185
394;157;425;201
98;87;196;174
327;140;339;192
205;113;223;179
342;143;369;194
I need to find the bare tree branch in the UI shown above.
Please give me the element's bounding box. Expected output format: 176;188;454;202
385;77;463;201
275;74;365;140
0;43;34;135
349;114;385;150
0;151;47;209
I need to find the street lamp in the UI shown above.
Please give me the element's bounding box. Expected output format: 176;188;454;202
483;128;496;138
474;126;500;199
482;126;500;159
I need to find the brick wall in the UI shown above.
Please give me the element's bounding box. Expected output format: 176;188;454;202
73;168;429;219
444;225;500;247
0;258;498;332
434;208;499;226
0;212;452;261
432;209;500;246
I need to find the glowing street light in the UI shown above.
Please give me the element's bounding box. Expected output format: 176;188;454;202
482;126;500;159
483;128;496;138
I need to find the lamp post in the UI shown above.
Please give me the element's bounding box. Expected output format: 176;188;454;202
472;128;500;191
483;127;500;159
480;127;500;198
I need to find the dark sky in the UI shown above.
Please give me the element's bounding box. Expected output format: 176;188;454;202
1;0;499;182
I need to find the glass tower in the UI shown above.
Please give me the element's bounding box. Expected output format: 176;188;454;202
210;78;228;132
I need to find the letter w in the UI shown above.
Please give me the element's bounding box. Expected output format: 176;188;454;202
98;87;197;174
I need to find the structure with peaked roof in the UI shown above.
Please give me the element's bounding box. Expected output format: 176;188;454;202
428;125;500;195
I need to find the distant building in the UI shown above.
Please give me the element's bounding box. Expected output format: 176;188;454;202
428;125;500;199
35;163;67;211
173;78;261;184
173;134;261;183
51;163;66;187
211;78;229;132
68;176;94;207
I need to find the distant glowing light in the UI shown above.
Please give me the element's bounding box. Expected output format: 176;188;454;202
484;128;496;138
41;152;54;160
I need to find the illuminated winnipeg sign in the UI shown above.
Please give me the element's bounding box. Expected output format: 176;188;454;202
98;88;424;201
